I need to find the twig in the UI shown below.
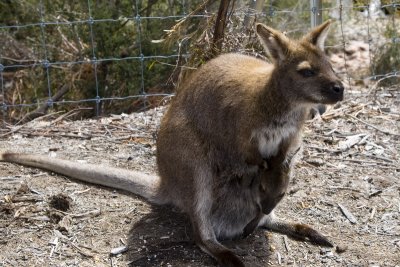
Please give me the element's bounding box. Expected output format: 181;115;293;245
58;209;101;219
368;74;400;95
113;135;152;141
337;133;369;152
369;207;376;220
49;237;59;258
0;176;21;181
71;188;91;195
283;236;290;252
16;84;70;124
0;56;36;63
329;186;361;192
25;132;92;140
0;111;64;138
364;153;395;163
339;158;395;166
306;145;340;153
50;108;93;125
11;195;44;203
347;114;400;137
277;251;282;265
69;242;95;258
369;190;383;198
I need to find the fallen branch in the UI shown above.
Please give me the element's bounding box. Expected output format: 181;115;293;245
0;111;64;138
18;84;70;124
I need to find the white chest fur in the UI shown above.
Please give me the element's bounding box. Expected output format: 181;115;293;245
251;106;305;158
252;123;298;158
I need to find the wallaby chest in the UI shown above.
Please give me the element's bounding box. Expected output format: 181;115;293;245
251;108;306;159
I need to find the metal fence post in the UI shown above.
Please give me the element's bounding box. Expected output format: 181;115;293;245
243;0;264;30
310;0;322;27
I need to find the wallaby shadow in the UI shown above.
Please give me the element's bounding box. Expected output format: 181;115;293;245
126;205;271;267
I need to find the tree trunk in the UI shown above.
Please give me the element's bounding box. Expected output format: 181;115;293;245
210;0;232;57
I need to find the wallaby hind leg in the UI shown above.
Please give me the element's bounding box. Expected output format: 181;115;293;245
258;212;333;247
191;219;245;267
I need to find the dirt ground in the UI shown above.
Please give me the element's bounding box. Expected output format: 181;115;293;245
0;82;399;267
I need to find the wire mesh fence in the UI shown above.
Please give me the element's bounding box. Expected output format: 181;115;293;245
0;0;399;125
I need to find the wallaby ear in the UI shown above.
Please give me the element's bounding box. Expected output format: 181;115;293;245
255;23;290;61
304;20;331;51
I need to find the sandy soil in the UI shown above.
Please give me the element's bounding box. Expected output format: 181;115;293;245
0;83;399;267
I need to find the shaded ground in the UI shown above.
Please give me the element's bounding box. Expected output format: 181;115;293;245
0;84;399;266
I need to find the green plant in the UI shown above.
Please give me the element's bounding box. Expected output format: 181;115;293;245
372;25;400;85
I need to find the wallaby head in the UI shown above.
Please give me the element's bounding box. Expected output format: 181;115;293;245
256;20;344;105
258;146;300;215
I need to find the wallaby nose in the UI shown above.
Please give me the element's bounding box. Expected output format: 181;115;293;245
324;81;344;103
331;82;344;95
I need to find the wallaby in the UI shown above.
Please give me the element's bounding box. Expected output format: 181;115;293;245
1;20;343;267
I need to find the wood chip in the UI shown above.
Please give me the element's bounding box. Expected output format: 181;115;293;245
49;236;59;258
16;182;30;194
58;215;73;233
277;251;282;265
71;209;101;219
369;190;383;198
338;203;358;224
337;134;368;151
369;207;377;220
11;195;43;203
110;245;128;255
283;235;290;252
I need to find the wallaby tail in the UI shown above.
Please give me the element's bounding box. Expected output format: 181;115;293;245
0;152;161;203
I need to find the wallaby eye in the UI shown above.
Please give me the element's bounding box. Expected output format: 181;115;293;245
298;68;316;78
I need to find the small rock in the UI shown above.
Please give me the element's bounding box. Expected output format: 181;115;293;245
16;182;30;194
336;245;347;254
58;215;73;233
335;257;343;262
320;248;331;254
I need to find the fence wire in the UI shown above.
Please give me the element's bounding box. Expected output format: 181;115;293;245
0;1;399;125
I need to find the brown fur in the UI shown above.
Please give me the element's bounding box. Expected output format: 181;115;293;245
0;21;343;266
